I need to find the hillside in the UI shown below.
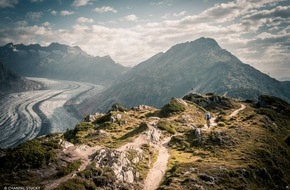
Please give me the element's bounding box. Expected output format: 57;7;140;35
1;93;289;189
0;43;129;86
78;37;290;113
0;62;41;95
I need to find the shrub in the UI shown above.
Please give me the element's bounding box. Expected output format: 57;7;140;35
111;103;129;112
64;122;95;143
160;99;186;117
2;139;56;170
55;178;96;190
57;160;82;177
217;122;226;127
157;119;176;134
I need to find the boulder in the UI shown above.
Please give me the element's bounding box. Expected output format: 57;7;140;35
93;148;139;183
194;128;202;144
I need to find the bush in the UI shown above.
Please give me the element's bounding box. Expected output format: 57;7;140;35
2;139;56;170
217;122;226;127
57;160;82;177
64;122;95;144
111;103;129;112
160;99;186;117
55;178;96;190
157;119;176;134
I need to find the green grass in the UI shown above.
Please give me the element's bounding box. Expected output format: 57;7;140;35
160;99;186;117
157;119;176;134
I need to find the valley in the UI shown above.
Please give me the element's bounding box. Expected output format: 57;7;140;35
0;78;103;148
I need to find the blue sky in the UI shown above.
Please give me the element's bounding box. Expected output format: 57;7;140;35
0;0;289;79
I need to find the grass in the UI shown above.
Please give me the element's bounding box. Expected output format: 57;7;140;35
157;119;176;134
160;98;186;117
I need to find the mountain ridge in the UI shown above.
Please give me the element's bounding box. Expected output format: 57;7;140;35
0;42;129;86
0;62;41;95
78;37;290;114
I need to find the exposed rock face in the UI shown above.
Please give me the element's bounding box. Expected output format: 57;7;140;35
183;93;233;110
80;37;290;113
93;148;139;183
0;62;41;94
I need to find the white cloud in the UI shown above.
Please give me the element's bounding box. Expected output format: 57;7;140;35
173;11;186;17
42;22;50;27
26;11;43;20
124;14;138;22
93;6;117;13
72;0;92;7
0;0;18;8
76;17;94;23
31;0;44;3
60;10;75;16
51;10;57;16
1;0;289;78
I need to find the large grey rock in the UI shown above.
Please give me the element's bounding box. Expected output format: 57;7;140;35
93;148;139;183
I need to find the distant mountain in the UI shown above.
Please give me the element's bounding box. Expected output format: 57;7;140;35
0;62;41;95
78;37;290;113
0;43;129;86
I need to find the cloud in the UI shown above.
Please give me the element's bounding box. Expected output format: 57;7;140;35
31;0;44;3
76;17;94;23
0;0;289;78
50;10;75;16
0;0;18;8
93;6;117;13
72;0;92;7
124;14;138;22
26;11;43;21
173;11;186;17
60;10;75;16
51;10;58;16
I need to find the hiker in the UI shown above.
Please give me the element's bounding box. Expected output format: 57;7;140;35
206;112;211;127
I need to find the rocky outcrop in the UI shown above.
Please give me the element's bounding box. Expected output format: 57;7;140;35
183;93;233;110
93;148;139;183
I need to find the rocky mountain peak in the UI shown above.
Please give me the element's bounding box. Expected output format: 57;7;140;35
167;37;222;55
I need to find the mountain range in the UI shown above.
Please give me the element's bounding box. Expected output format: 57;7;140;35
0;43;129;86
78;37;290;113
0;62;41;95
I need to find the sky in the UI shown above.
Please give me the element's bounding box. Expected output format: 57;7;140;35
0;0;289;79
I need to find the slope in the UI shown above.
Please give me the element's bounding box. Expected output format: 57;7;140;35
0;62;41;95
0;43;129;86
79;37;290;113
1;94;289;190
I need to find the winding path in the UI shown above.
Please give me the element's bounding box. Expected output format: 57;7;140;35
0;78;103;148
229;104;246;118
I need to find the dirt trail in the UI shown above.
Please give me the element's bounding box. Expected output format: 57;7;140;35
143;136;171;190
230;104;246;117
117;133;149;152
44;143;100;190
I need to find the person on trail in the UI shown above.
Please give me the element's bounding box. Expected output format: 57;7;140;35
206;112;211;127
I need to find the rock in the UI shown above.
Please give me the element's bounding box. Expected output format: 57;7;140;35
174;98;188;107
146;128;161;143
93;148;138;183
199;173;215;184
132;105;152;111
132;157;140;164
85;112;104;122
124;170;134;183
60;140;74;149
194;128;202;144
